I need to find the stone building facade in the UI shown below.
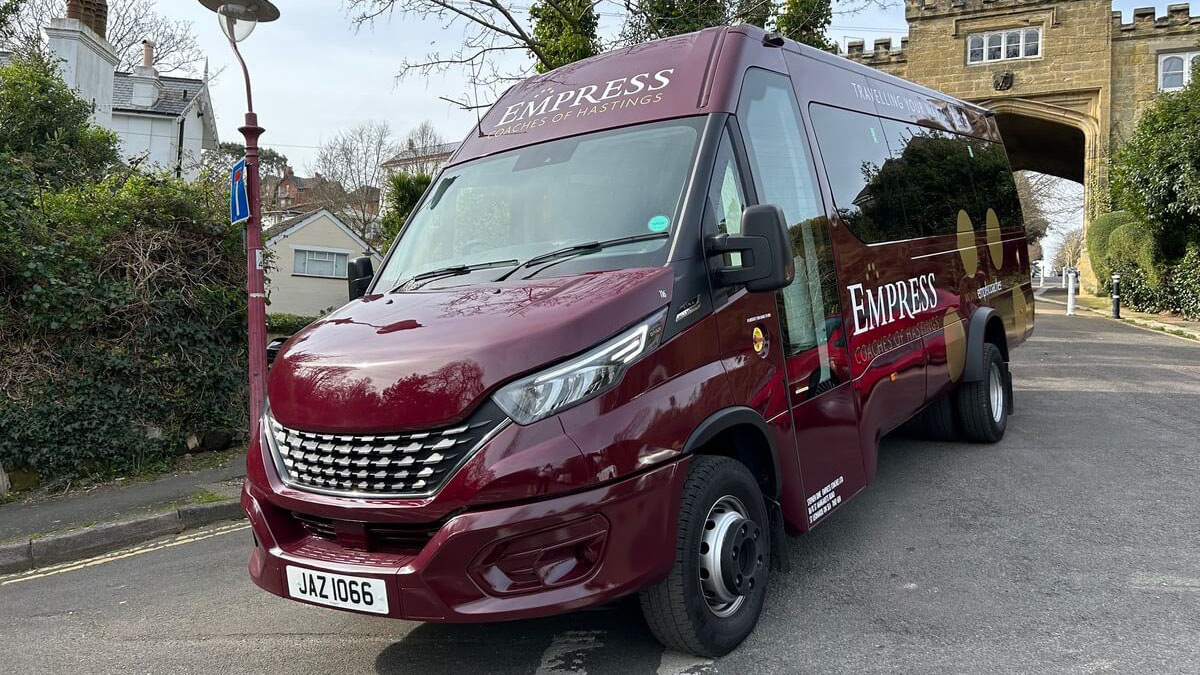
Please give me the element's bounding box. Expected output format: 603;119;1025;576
846;0;1200;285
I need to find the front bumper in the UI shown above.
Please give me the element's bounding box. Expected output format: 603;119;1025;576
243;456;688;622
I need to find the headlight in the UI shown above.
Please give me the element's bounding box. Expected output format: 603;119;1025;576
493;307;668;425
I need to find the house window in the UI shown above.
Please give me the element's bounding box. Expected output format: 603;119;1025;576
967;27;1041;65
293;248;348;278
1159;52;1200;91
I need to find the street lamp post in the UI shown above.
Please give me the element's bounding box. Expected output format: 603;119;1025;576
197;0;280;440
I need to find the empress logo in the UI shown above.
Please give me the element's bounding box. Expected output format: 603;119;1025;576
494;69;675;128
847;273;939;336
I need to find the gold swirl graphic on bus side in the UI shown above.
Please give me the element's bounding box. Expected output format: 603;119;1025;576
957;210;978;277
944;310;966;383
1012;286;1028;335
986;208;1003;270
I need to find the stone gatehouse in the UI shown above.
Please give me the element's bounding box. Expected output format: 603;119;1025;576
845;0;1200;283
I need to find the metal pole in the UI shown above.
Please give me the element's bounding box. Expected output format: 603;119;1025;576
1111;273;1121;319
1038;261;1045;288
1061;268;1066;288
1067;269;1077;316
229;37;268;437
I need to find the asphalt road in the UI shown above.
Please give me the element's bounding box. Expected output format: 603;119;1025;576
3;300;1198;675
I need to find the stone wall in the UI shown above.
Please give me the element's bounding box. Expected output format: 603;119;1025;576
1110;5;1200;145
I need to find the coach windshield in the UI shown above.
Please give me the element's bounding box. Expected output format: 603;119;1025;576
373;117;704;291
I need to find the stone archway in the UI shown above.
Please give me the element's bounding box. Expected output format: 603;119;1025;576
975;97;1100;282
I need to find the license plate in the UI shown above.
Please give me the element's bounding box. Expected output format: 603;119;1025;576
285;566;389;615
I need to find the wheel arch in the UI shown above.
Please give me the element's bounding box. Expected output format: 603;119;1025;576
963;306;1009;382
682;407;781;500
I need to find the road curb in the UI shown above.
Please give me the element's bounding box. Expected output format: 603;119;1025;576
0;499;245;574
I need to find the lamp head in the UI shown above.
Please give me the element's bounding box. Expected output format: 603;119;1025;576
198;0;280;42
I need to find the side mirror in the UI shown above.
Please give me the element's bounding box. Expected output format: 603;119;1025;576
706;204;794;292
347;256;375;300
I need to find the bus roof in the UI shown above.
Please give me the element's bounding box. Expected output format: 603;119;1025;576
449;26;998;167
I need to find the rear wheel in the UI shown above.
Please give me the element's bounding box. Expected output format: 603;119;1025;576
639;456;770;657
956;342;1009;443
911;393;958;441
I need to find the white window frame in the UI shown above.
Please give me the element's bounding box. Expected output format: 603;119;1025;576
1159;51;1200;92
292;246;350;278
966;27;1042;65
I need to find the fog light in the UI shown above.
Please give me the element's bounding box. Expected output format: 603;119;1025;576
469;515;608;596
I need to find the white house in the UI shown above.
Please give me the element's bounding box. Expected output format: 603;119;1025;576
0;1;218;179
264;209;383;317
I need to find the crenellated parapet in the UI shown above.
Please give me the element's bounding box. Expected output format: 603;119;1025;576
1112;4;1200;37
841;37;910;68
902;0;1069;22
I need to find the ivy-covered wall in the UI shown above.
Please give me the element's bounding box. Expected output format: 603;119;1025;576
0;52;247;482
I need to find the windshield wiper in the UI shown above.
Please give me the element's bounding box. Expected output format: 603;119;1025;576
494;232;669;282
391;259;518;292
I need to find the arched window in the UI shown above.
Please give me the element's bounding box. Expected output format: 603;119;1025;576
968;35;984;64
1159;53;1199;91
1023;29;1040;57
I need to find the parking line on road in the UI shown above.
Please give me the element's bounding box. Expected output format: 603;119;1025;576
534;630;605;674
0;522;250;587
657;649;715;674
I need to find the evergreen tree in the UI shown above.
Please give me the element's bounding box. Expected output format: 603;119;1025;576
529;0;600;73
775;0;832;50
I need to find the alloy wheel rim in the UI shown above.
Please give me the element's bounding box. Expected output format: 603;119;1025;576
989;361;1004;424
698;495;762;618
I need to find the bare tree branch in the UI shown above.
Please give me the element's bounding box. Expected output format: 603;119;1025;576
2;0;204;75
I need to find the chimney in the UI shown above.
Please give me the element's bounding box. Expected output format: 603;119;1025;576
65;0;108;40
142;40;155;68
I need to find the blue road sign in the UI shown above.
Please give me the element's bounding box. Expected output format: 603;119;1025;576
230;158;250;224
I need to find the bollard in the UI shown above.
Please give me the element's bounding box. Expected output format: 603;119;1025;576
1067;269;1077;316
1061;269;1066;288
1039;261;1045;288
1112;272;1121;319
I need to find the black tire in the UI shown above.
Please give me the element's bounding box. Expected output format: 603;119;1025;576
956;342;1009;443
916;393;959;441
639;456;770;657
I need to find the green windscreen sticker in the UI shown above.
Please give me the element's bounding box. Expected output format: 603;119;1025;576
647;215;670;232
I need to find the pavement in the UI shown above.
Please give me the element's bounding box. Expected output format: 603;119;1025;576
1;302;1198;674
1034;276;1200;341
0;457;244;572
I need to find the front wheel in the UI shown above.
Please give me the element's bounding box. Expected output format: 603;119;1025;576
639;456;770;657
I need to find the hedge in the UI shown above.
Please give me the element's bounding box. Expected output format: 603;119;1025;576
267;312;318;335
0;173;246;481
1086;210;1136;283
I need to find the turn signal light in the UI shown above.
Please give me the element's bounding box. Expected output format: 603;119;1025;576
469;515;608;596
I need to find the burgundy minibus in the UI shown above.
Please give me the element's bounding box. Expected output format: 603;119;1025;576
245;25;1033;656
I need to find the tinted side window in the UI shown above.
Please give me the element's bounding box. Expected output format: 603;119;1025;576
736;69;824;227
879;120;977;237
809;104;912;243
968;140;1024;230
736;69;841;385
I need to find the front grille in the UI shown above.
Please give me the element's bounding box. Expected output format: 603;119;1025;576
291;511;443;555
267;402;506;497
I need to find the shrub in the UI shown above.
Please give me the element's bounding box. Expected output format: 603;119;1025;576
1086;210;1135;283
1107;219;1160;287
1110;67;1200;260
267;312;318;335
0;173;246;481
